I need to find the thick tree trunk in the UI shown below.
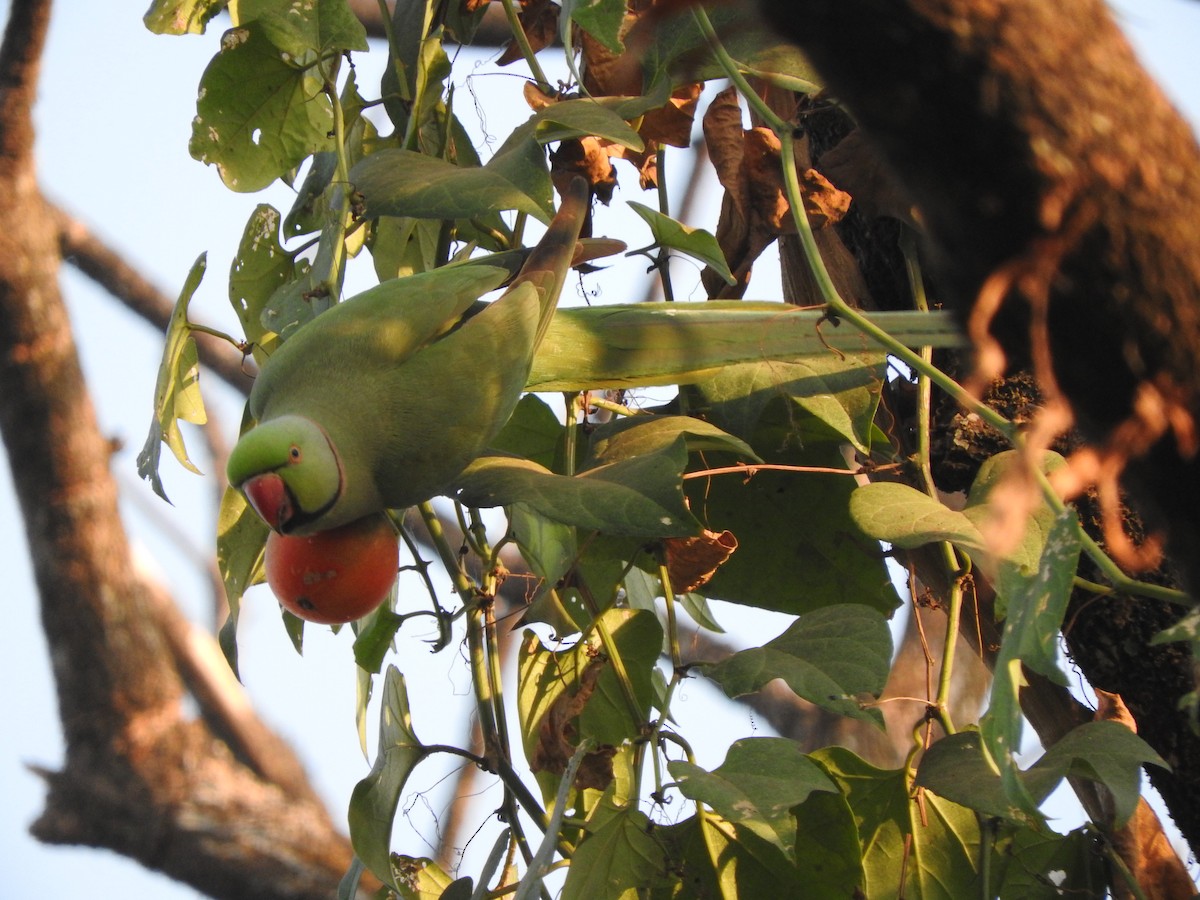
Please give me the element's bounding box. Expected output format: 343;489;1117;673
757;0;1200;862
0;2;368;896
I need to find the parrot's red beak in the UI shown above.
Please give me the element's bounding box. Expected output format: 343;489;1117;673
243;472;294;533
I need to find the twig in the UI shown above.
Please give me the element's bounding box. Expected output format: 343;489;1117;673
49;202;255;394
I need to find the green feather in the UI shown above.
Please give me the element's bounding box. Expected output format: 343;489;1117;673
227;178;590;534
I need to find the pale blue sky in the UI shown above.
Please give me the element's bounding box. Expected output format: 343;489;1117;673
1;2;1198;897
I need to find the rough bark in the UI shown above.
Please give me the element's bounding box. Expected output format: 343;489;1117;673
758;0;1200;585
756;0;1200;863
0;1;367;896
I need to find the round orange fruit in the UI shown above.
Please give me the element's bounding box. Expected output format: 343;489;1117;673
265;513;399;624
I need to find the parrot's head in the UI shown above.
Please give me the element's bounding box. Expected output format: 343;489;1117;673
226;415;343;534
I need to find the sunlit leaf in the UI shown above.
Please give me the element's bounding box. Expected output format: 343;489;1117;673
518;610;661;800
388;856;456;900
641;7;818;98
348;666;429;891
533;98;645;150
234;0;368;58
850;481;988;555
697;350;886;454
562;794;665;900
190;23;334;192
352;149;546;221
143;0;227;34
628;202;734;285
564;0;626;52
814;747;982;899
137;254;209;502
454;440;701;538
980;506;1080;824
228;204;297;362
704;605;892;725
688;445;901;617
585;414;758;467
669;738;836;860
529;303;965;393
215;479;269;679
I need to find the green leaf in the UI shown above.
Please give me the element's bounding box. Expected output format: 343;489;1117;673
697;350;887;454
850;451;1070;614
228;204;299;361
585;414;759;467
703;605;893;726
528;303;966;393
190;23;334;192
215;479;269;679
137;254;209;502
918;723;1168;831
352;610;404;675
234;0;368;58
479;119;555;221
518;610;661;798
656;812;808;898
640;7;818;98
351;149;546;222
678;592;724;633
628;202;734;285
990;825;1106;899
143;0;226;34
490;395;565;470
668;738;835;860
850;481;988;555
533;98;644;151
562;795;665;900
348;666;429;892
915;731;1050;825
980;506;1081;824
814;746;982;899
369;216;444;281
1032;721;1168;827
453;441;701;538
789;790;866;894
686;445;901;616
387;856;456;900
564;0;627;53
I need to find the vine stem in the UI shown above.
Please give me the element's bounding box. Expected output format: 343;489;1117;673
499;0;551;92
903;233;961;737
312;56;354;315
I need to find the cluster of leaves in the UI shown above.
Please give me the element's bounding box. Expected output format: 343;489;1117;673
141;1;1176;897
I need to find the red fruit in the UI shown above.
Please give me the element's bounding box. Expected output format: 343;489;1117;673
265;514;399;624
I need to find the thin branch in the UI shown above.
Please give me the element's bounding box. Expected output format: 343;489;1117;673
49;202;255;395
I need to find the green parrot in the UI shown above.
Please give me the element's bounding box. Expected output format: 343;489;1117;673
227;178;591;535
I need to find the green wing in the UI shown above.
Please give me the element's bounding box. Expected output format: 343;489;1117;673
250;265;510;421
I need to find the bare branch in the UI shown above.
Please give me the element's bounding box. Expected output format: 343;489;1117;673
50;202;255;395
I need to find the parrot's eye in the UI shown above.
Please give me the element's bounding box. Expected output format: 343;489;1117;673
289;445;302;462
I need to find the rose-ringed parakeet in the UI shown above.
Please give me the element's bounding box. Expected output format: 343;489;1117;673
227;178;590;535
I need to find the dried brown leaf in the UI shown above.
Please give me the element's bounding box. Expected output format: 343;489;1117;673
528;659;616;791
820;129;917;224
551;136;617;210
498;0;559;66
663;529;738;594
702;86;746;204
581;13;643;98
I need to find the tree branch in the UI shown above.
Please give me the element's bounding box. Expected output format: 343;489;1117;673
0;2;371;895
50;202;256;395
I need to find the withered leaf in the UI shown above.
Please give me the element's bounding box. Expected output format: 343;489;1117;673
529;658;617;791
498;0;559;66
663;529;738;594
